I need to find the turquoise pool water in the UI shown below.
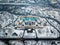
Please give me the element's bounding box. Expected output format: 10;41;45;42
23;17;37;21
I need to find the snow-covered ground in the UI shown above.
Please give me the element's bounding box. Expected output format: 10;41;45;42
0;40;59;45
0;0;60;45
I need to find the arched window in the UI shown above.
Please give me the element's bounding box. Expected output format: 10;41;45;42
12;33;18;36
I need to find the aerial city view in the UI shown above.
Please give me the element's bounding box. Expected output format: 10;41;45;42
0;0;60;45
